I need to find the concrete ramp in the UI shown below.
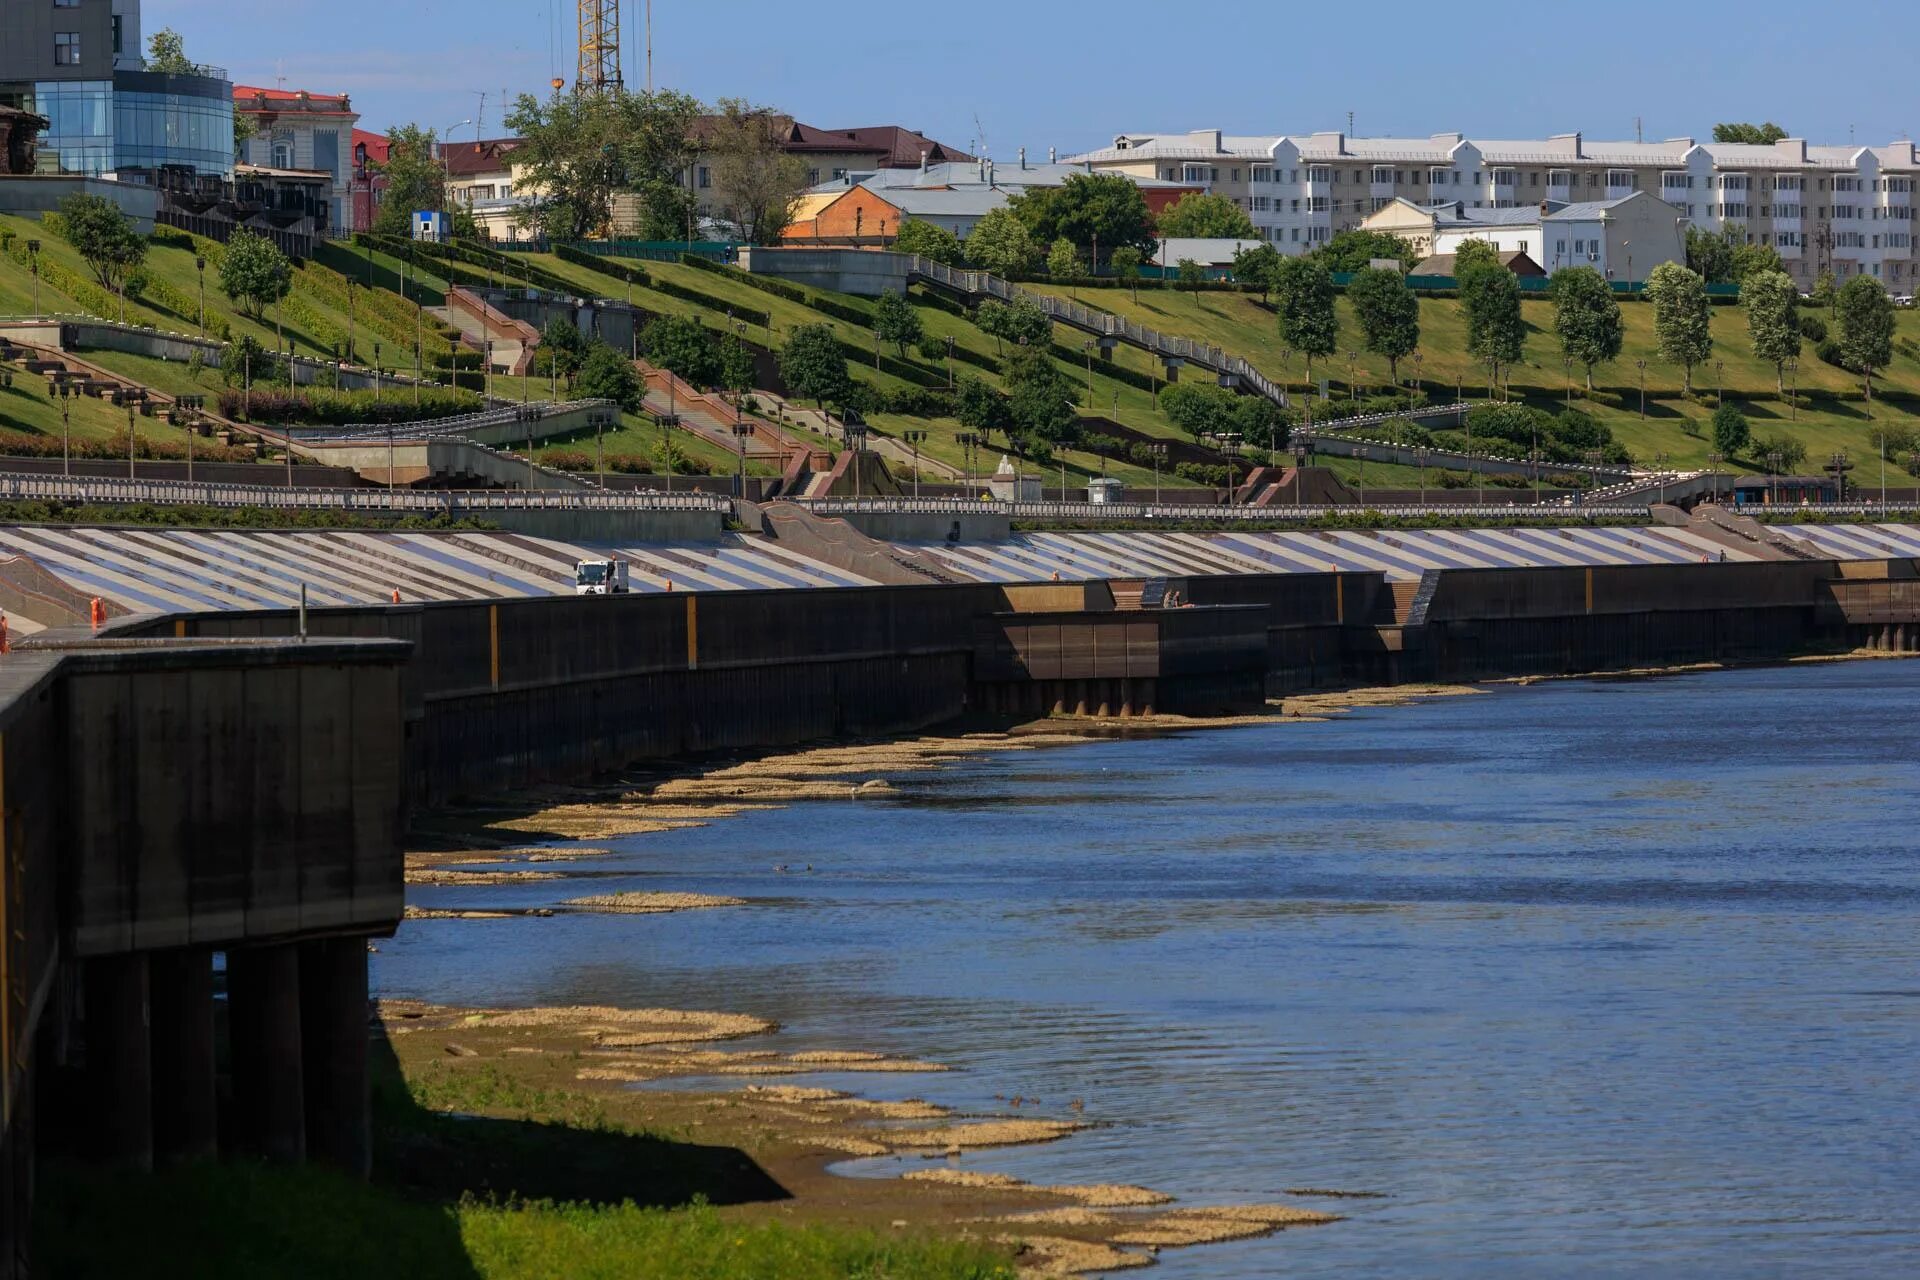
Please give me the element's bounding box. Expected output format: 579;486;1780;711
761;502;960;584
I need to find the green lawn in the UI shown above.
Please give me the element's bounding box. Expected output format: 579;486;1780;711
1030;283;1920;473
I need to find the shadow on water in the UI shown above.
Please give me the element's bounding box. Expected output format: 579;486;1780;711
28;1023;788;1280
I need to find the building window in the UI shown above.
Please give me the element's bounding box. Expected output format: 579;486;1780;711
53;32;81;65
272;139;293;168
111;14;121;53
807;168;819;184
698;165;710;188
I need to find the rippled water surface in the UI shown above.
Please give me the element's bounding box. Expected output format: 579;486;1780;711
378;662;1920;1277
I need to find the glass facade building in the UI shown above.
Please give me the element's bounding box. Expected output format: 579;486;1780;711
28;78;112;174
0;69;229;177
111;69;231;174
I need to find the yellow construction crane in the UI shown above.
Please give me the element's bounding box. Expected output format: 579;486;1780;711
577;0;622;90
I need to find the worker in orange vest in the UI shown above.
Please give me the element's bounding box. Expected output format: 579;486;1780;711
391;587;401;604
89;597;104;630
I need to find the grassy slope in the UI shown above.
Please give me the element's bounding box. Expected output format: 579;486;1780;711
1030;283;1920;473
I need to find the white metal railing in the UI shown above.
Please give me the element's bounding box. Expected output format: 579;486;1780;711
0;472;730;513
793;497;1654;520
906;256;1293;405
286;399;614;442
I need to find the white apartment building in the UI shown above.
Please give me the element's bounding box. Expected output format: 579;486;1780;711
1067;129;1920;288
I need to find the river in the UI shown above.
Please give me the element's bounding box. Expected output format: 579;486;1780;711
379;660;1920;1277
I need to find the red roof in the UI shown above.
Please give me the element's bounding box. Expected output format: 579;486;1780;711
822;125;974;169
352;128;389;168
438;138;522;177
233;85;356;116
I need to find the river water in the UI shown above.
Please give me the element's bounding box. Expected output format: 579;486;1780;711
378;661;1920;1277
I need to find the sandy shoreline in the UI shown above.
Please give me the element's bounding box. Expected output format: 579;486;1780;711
380;999;1343;1275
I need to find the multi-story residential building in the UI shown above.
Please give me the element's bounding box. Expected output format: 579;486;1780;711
234;85;358;231
1068;128;1920;288
0;0;231;177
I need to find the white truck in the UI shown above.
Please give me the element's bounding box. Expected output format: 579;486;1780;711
574;558;630;595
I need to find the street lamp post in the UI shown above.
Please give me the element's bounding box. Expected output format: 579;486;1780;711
1786;357;1799;420
26;240;40;315
1636;358;1647;419
903;429;926;498
1707;451;1722;505
1291;440;1309;507
732;420;752;496
1654;451;1669;504
846;422;868;500
1148;441;1167;504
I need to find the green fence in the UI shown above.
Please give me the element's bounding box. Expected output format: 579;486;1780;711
563;239;738;264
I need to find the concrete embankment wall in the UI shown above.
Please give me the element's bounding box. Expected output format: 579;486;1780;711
0;635;411;1275
1412;561;1842;679
124;582;1271;805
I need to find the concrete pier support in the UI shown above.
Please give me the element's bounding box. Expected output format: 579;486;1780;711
300;937;371;1179
149;948;217;1165
83;954;151;1170
227;944;305;1163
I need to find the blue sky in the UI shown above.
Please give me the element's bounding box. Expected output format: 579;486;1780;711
171;0;1918;156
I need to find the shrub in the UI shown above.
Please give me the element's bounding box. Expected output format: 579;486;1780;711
1797;313;1828;342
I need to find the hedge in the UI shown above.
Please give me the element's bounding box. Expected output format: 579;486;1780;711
217;385;483;425
678;253;808;303
555;242;650;287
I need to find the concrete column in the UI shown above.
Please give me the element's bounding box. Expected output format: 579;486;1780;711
148;947;217;1165
300;937;371;1179
83;953;152;1170
226;944;304;1163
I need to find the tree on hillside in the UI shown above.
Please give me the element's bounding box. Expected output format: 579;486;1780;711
575;341;644;411
1155;192;1256;240
217;230;291;320
954;374;1012;445
1712;122;1788;145
965;208;1038;276
1645;262;1713;393
505;86;701;241
1160;382;1241;443
1743;269;1801;394
1463;262;1525;396
719;334;756;403
641;313;718;386
1230;242;1283;302
873;289;923;358
1451;238;1501;280
973;295;1051;355
704;98;811;244
1711;403;1751;458
1808;270;1837;314
55;193;146;291
1347;266;1419;384
1110;246;1144;300
539;316;588;388
1685;224;1781;284
891;218;962;265
1836;274;1895;405
1013;172;1156;267
1273;255;1337;382
372;124;450;237
1045;237;1079;278
1003;346;1079;445
145;27;194;73
1551;266;1623;390
1315;229;1419;273
780;323;850;413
